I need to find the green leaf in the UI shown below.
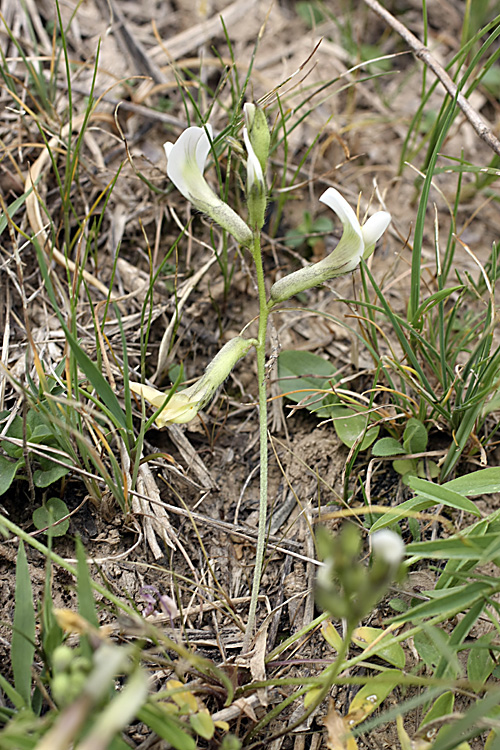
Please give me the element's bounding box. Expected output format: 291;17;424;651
0;187;33;236
370;476;481;533
371;437;406;457
352;626;406;668
331;406;379;450
321;621;343;652
0;456;23;495
12;542;35;707
444;468;500;496
412;287;463;323
0;670;26;710
467;636;495;685
190;712;215;739
420;692;455;729
408;477;481;517
413;628;443;668
32;498;70;537
403;418;428;453
0;413;23;458
277;350;339;415
32;243;127;433
390;581;493;623
392;458;417;477
406;536;487;560
138;704;196;750
65;327;127;431
430;690;500;750
33;462;70;488
344;669;402;726
76;536;99;661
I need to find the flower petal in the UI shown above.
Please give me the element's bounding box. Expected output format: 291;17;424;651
370;529;405;566
165;126;210;202
129;382;170;409
194;124;213;173
319;187;364;271
243;127;264;190
319;188;363;242
361;211;391;258
130;382;199;426
163;125;253;246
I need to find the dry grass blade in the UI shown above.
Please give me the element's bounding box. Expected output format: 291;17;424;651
362;0;500;157
25;112;117;300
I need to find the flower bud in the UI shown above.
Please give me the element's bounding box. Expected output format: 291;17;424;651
130;336;257;428
243;103;270;174
370;530;405;567
243;127;267;230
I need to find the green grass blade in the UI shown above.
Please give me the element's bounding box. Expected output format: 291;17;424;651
11;542;35;707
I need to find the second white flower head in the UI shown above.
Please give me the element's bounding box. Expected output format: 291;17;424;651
269;188;391;305
164;125;252;246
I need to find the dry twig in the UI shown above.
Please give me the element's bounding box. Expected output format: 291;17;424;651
362;0;500;158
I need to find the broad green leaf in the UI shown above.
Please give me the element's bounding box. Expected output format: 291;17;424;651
32;498;70;537
12;542;35;707
403;418;428;453
277;350;339;415
419;691;454;729
444;468;500;496
0;671;26;710
0;456;22;495
391;581;493;624
190;712;214;739
408;477;481;516
138;704;196;750
413;628;445;668
392;458;416;477
467;636;495;685
371;437;406;457
167;679;198;713
485;729;498;749
0;413;23;457
344;669;402;726
430;690;500;750
33;462;70;488
352;627;405;668
322;621;343;652
331;406;379;450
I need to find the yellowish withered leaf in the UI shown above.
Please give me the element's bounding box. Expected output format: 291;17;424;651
323;700;358;750
352;626;405;668
344;669;401;727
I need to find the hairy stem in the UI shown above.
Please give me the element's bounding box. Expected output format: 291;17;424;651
243;231;269;652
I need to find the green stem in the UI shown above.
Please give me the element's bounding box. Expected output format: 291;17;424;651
246;622;355;743
243;231;270;652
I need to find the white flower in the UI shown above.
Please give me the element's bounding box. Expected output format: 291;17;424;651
243;126;266;229
269;187;391;305
129;336;256;428
243;127;265;193
164;125;252;246
370;530;405;566
129;382;204;427
243;102;270;173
